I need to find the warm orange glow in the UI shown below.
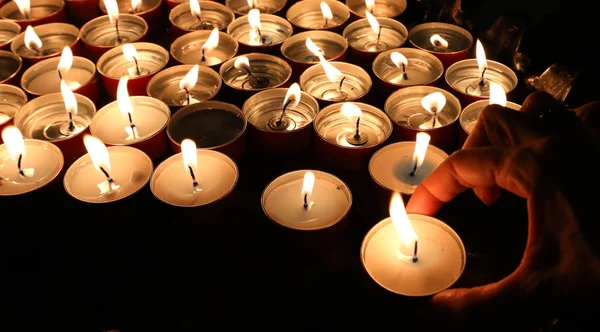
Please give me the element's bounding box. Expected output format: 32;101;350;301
201;28;219;54
181;138;197;173
430;34;449;49
489;82;507;106
60;80;77;117
122;44;139;63
1;126;25;163
319;57;344;83
305;37;324;57
24;26;42;53
421;92;446;115
103;0;120;24
117;76;138;139
412;132;431;173
341;102;362;121
302;171;315;197
390;51;408;68
320;1;333;21
284;83;301;109
390;192;418;252
190;0;200;17
83;135;111;174
14;0;30;18
365;11;380;35
57;46;73;77
476;39;487;74
131;0;142;12
179;65;199;91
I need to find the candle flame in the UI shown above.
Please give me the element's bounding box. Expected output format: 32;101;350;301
83;135;112;175
476;39;487;74
247;0;258;8
181;138;198;173
179;65;199;91
301;171;315;197
365;11;380;35
131;0;142;12
412;132;430;172
390;51;408;68
320;1;333;21
248;8;262;30
1;126;25;163
104;0;120;24
60;80;78;117
430;34;449;49
14;0;30;18
365;0;374;12
421;92;446;115
341;102;362;121
201;28;219;55
489;82;507;107
57;46;73;77
24;26;42;53
234;56;251;72
305;37;324;57
190;0;200;17
319;57;344;83
122;43;139;63
117;76;138;139
284;83;301;109
389;192;418;250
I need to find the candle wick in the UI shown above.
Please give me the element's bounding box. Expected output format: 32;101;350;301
115;20;122;44
201;47;206;62
412;241;418;263
17;154;25;176
409;159;418;177
376;28;381;47
431;108;437;128
68;111;75;132
479;67;487;86
99;166;116;191
303;193;309;210
132;56;141;76
57;69;63;80
127;112;137;138
324;18;328;28
244;66;259;82
402;63;408;80
338;76;346;92
188;165;199;190
256;28;265;45
354;116;361;139
277;99;293;125
32;46;41;56
184;87;190;105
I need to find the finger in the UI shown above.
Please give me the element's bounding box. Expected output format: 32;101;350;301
473;186;501;206
520;91;556;117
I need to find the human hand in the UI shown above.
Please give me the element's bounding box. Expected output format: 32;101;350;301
406;92;600;329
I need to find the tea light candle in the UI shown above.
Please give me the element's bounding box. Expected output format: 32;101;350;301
361;192;466;296
150;139;239;207
20;46;98;102
146;64;222;111
90;76;170;160
63;135;153;203
372;48;444;91
170;29;238;68
0;126;64;196
0;0;67;29
80;13;148;61
225;0;287;16
445;40;518;106
285;0;350;32
281;32;348;76
97;42;169;98
0;20;21;50
0;84;28;143
261;170;352;230
169;0;235;38
0;50;22;85
10;23;80;65
369;133;448;196
346;0;406;19
220;53;291;93
227;9;293;53
98;0;162;33
299;60;371;105
408;22;474;68
343;12;407;57
242;83;319;153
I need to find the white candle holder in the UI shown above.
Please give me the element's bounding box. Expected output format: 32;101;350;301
151;149;239;207
63;146;153;203
169;1;235;38
0;20;21;50
261;170;352;231
299;61;371;105
343;17;407;54
345;0;406;18
0;0;66;29
0;138;64;196
384;86;461;151
459;100;522;144
220;53;292;95
408;22;474;68
0;84;27;141
280;30;348;75
227;12;293;54
80;14;148;61
225;0;286;16
147;64;222;112
10;23;79;65
445;59;518;106
361;214;466;296
242;87;319;154
170;29;239;68
286;0;350;32
0;50;22;85
372;48;444;93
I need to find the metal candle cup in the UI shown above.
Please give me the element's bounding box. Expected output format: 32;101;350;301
170;29;238;68
167;100;247;161
384;86;461;151
147;64;222;113
169;1;235;39
445;59;518;106
225;0;286;16
63;145;153;203
299;61;371;107
227;12;293;55
20;55;98;102
13;92;96;162
0;84;27;143
345;0;406;19
343;17;408;64
372;48;444;97
408;22;474;69
63;0;101;27
80;14;148;61
459;100;522;145
98;0;162;34
242;88;319;154
150;149;238;207
0;50;22;85
0;20;21;50
286;0;350;33
0;0;66;29
10;22;80;65
97;42;169;99
313;102;392;170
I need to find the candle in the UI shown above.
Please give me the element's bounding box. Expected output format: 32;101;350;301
0;0;67;29
369;133;448;197
0;84;28;143
0;50;22;85
63;135;153;203
261;170;352;230
299;59;371;105
280;32;348;78
285;0;350;32
361;192;466;296
225;0;287;16
220;53;292;96
408;22;474;68
372;48;444;93
227;9;293;54
0;126;64;196
343;11;407;57
169;0;235;39
242;83;319;153
345;0;407;19
90;76;171;160
98;0;162;33
150;139;239;207
97;42;169;98
20;45;98;102
0;20;21;50
10;22;80;65
170;29;238;68
445;39;518;106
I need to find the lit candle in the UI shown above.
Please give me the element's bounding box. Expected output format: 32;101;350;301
285;0;350;32
63;135;153;203
408;22;473;68
261;170;352;230
103;0;123;43
169;0;235;39
170;29;238;68
200;28;219;63
0;126;64;196
320;1;333;28
430;34;449;51
225;0;287;16
316;51;347;101
361;192;466;296
24;25;42;55
0;84;28;141
248;8;267;46
98;0;163;34
178;64;200;106
150;139;239;207
0;0;67;29
10;22;80;65
229;54;275;89
372;48;444;91
418;91;446;129
342;8;408;58
280;31;348;75
227;8;292;52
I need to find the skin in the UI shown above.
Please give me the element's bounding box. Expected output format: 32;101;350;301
407;91;600;329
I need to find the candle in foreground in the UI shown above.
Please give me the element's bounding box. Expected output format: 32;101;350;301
261;170;352;230
361;192;466;296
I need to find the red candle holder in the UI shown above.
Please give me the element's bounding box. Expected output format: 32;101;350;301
10;22;81;66
226;0;287;17
286;0;350;34
80;14;148;62
169;1;235;39
170;29;238;69
345;0;406;20
458;100;522;146
408;22;474;69
343;16;407;66
97;42;169;99
227;11;293;56
0;0;67;29
0;50;23;85
0;84;27;143
0;20;21;50
63;0;101;27
98;0;162;34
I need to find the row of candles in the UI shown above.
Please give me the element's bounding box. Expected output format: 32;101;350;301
0;0;523;298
